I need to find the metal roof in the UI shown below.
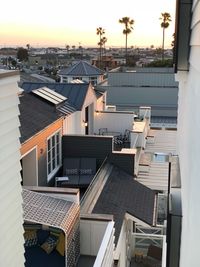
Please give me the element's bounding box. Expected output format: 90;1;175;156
57;101;77;116
32;87;67;105
59;60;104;76
21;82;90;110
22;189;79;234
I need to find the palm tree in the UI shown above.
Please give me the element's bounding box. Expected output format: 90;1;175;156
101;36;107;57
160;12;171;60
96;27;105;68
119;17;134;65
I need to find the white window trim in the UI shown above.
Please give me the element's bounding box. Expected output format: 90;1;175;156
47;129;62;182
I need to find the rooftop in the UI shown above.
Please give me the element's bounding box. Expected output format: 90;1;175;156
19;92;62;143
59;60;104;76
21;82;90;110
92;164;156;244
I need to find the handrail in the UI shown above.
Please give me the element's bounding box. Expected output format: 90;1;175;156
80;156;109;211
93;221;114;267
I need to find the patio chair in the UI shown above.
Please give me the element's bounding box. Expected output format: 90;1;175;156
143;244;162;267
123;129;130;143
99;128;108;135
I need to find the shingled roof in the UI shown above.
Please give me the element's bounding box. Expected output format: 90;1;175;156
21;82;90;110
19;92;61;144
92;165;156;245
59;60;104;76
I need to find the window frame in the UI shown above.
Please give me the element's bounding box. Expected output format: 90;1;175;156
47;129;62;182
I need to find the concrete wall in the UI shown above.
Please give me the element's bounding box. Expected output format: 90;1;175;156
176;1;200;266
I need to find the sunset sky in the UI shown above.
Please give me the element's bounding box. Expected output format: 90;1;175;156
0;0;176;48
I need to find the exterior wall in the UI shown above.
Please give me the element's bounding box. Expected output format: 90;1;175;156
81;84;97;134
96;93;106;111
63;112;81;135
80;219;109;256
62;135;113;168
60;74;104;85
176;1;200;266
114;220;127;267
94;111;134;134
108;70;177;87
101;69;178;116
0;71;25;266
93;221;115;267
105;85;178;117
20;118;63;186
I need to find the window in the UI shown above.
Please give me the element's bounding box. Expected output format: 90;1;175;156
62;76;68;83
47;130;61;181
89;76;97;85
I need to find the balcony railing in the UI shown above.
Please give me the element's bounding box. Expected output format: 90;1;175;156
131;224;166;267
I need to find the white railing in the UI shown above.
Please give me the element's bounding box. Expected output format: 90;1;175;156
93;222;115;267
132;231;166;267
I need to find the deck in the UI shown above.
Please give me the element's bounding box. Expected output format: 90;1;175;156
136;129;177;191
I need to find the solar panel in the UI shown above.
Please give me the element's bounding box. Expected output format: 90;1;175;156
32;87;67;105
42;87;67;101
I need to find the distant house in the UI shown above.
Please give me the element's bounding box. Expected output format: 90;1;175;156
21;82;105;135
58;60;105;85
98;67;178;123
92;55;118;70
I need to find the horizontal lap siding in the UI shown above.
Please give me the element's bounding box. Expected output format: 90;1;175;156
179;2;200;267
0;73;25;266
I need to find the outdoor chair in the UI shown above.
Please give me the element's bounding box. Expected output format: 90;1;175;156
143;244;162;267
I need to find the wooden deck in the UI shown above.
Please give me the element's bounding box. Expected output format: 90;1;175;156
136;129;177;191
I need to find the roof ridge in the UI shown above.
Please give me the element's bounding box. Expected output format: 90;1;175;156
82;61;88;75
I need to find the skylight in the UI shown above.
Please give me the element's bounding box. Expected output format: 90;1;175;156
32;87;67;105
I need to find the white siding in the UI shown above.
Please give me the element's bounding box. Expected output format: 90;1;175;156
0;71;25;267
176;1;200;266
80;219;109;256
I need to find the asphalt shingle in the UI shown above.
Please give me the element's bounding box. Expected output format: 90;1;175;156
19;92;61;143
92;165;156;245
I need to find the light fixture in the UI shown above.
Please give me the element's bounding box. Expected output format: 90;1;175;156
83;120;88;127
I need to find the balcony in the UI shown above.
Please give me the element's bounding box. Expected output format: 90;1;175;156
130;224;166;267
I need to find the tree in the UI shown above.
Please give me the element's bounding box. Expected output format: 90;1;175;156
96;27;105;68
17;47;28;62
101;36;107;57
160;12;171;60
119;17;134;66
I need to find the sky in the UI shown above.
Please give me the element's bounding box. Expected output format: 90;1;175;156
0;0;176;49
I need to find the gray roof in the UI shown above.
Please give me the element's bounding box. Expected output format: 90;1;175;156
21;82;90;110
92;165;156;244
59;60;104;76
57;101;77;116
19;92;61;143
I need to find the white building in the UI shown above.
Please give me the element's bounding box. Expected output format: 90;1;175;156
59;60;105;85
0;70;25;267
172;0;200;266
